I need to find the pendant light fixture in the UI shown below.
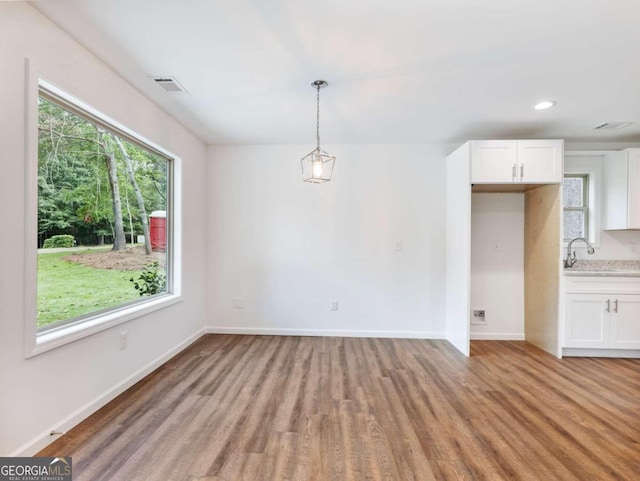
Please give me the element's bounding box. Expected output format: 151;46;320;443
301;80;335;183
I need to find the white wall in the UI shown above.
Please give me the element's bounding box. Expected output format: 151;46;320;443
565;153;640;260
0;3;208;456
596;231;640;259
470;194;525;340
206;144;448;337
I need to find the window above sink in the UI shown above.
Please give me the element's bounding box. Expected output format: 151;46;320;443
563;152;603;248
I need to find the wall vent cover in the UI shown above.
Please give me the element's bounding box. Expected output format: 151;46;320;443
151;76;187;94
593;121;633;130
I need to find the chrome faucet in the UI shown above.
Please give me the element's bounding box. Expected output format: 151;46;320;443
564;237;595;268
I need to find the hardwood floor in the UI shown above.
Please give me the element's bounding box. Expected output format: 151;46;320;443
38;336;640;480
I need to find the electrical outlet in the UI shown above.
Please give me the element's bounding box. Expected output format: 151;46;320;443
471;309;487;325
119;330;128;350
330;299;339;311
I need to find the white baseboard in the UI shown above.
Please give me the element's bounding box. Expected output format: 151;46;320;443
10;327;206;457
562;348;640;358
205;326;446;340
470;332;525;341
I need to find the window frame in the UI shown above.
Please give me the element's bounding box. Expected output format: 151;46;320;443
562;151;604;248
562;173;589;241
24;76;182;358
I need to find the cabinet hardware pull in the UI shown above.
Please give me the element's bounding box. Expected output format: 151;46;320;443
512;163;516;181
520;164;524;179
606;299;610;312
613;299;618;313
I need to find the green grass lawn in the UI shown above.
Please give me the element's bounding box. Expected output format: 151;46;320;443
37;250;142;328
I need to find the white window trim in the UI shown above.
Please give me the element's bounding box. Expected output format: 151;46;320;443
23;67;182;358
562;173;590;242
563;151;606;248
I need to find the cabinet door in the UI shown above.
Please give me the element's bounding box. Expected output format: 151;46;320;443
610;295;640;349
602;150;629;230
564;294;609;348
518;140;564;183
470;140;518;183
627;149;640;228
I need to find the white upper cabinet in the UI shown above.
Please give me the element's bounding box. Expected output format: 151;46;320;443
470;139;564;184
470;140;518;183
603;148;640;230
517;140;564;183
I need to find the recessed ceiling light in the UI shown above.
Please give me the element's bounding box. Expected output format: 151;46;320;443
533;100;556;110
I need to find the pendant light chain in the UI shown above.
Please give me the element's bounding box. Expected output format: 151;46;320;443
316;83;321;150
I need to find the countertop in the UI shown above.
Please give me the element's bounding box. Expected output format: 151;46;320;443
563;260;640;277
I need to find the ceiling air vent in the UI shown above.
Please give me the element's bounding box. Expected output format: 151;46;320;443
593;121;633;130
151;76;187;94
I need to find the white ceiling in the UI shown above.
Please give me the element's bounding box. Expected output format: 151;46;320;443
31;0;640;145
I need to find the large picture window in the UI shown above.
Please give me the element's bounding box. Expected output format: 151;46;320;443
30;80;178;351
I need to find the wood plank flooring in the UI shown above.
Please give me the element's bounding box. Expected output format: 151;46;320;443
38;336;640;480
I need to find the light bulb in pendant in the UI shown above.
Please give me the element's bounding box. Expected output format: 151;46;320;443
312;157;323;178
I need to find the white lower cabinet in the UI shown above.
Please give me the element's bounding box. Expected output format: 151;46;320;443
564;294;609;348
564;278;640;350
610;295;640;349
